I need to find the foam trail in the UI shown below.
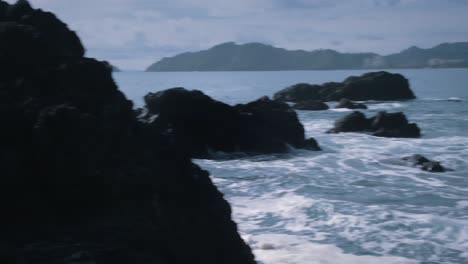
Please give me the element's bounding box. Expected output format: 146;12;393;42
249;234;418;264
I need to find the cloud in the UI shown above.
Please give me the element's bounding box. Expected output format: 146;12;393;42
330;40;344;46
6;0;468;70
357;35;385;41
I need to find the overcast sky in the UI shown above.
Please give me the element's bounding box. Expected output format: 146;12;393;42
10;0;468;70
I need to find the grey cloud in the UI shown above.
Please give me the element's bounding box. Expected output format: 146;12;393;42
330;40;344;46
357;35;385;41
8;0;468;70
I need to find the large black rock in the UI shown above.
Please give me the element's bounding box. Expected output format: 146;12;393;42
0;1;256;263
274;71;416;102
143;90;320;158
327;111;421;138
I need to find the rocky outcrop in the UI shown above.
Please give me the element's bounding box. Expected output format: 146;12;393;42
402;155;451;172
274;71;416;102
370;112;421;138
335;98;367;109
327;111;370;133
292;100;329;111
143;90;321;158
327;111;421;138
0;1;256;263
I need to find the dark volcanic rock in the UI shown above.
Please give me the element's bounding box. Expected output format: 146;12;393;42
327;111;370;133
274;71;416;102
327;111;421;138
296;137;321;151
292;100;329;111
370;112;421;138
0;1;256;264
402;155;451;172
335;98;367;109
143;90;320;158
236;96;311;150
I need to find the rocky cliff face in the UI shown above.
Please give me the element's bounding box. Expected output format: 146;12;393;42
0;1;256;263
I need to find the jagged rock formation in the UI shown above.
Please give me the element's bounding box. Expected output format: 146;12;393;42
327;111;421;138
274;71;416;102
0;1;256;263
142;89;321;158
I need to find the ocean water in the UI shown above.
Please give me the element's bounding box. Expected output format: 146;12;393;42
114;69;468;264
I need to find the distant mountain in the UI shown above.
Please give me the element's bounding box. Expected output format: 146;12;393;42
146;42;468;71
384;43;468;68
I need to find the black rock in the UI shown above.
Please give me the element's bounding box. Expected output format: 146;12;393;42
143;90;320;158
372;123;421;138
335;98;367;109
403;154;430;165
274;71;416;102
370;112;421;138
421;161;447;172
370;111;408;130
328;111;421;138
327;111;370;133
402;155;451;172
0;1;256;263
236;96;308;150
296;137;322;151
293;100;329;111
272;83;326;102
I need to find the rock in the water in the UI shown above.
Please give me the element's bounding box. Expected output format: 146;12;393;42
274;71;416;102
402;155;451;172
372;123;421;138
328;111;421;138
296;137;322;151
335;98;367;109
0;1;256;264
370;112;421;138
143;90;320;158
293;100;329;111
327;111;370;133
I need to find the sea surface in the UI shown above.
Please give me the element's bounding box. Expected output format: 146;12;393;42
114;69;468;264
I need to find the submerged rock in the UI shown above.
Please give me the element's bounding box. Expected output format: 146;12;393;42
292;100;329;111
327;111;421;138
0;1;256;263
143;90;321;158
402;155;451;172
274;71;416;102
335;98;367;109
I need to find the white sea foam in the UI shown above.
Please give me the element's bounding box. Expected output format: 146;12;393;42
423;97;464;102
249;234;417;264
119;70;468;263
367;102;406;110
329;108;354;112
456;201;468;209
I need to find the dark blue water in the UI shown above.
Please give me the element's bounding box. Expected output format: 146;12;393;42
115;69;468;264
